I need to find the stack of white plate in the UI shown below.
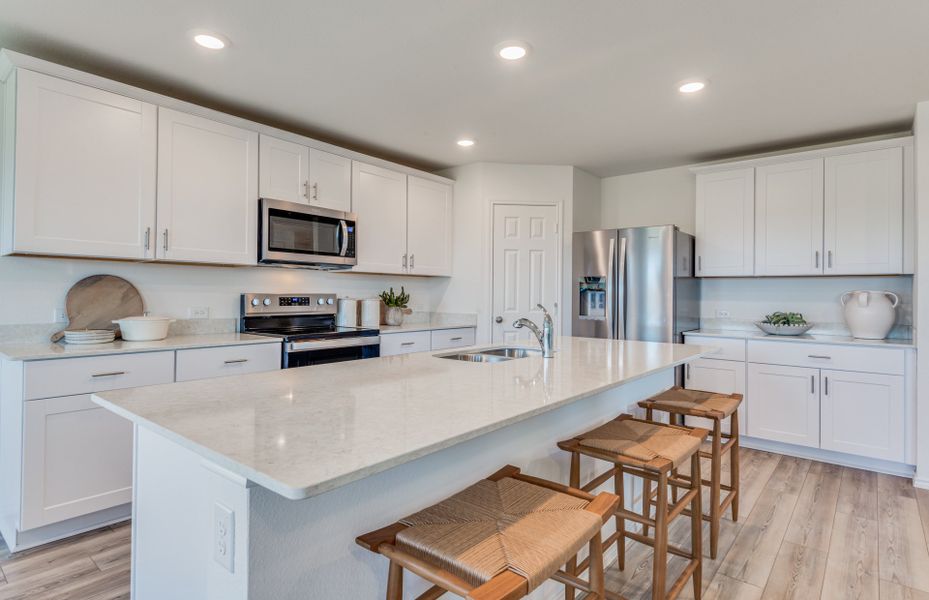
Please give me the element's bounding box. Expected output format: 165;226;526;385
63;329;116;345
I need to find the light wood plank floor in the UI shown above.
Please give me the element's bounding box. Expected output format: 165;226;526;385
0;449;926;599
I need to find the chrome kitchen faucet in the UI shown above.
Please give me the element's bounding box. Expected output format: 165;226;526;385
513;304;554;358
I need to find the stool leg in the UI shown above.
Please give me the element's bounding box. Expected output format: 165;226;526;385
730;411;741;523
709;419;722;559
615;464;625;571
643;409;653;539
588;530;605;600
386;560;403;600
690;453;703;600
652;471;668;600
565;451;581;600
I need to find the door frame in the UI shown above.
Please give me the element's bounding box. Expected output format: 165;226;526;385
486;201;564;343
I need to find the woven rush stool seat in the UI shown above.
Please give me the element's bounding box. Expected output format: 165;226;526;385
357;465;619;600
638;386;744;560
558;415;708;600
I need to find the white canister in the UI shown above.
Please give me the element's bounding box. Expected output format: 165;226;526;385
336;298;360;327
841;290;899;340
361;298;382;328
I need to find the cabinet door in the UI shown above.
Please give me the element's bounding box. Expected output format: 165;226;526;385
351;161;407;274
695;168;754;276
309;149;351;212
824;147;903;275
380;331;431;356
12;70;156;259
820;369;904;461
407;176;452;276
684;358;746;436
747;363;819;447
156;108;259;265
754;159;824;276
259;135;309;204
21;394;132;530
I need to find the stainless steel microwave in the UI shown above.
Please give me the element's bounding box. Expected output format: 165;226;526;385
258;198;357;269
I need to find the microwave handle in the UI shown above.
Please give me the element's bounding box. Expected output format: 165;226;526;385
339;220;349;256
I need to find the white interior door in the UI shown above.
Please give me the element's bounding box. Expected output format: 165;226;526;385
491;204;559;344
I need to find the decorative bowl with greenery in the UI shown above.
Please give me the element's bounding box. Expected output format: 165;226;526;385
379;287;410;326
755;312;814;336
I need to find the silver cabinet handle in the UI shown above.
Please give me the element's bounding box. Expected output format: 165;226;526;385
402;254;408;269
808;355;831;360
312;182;319;201
686;363;692;380
495;316;503;323
827;250;833;268
224;359;249;365
697;255;702;273
163;229;169;252
401;341;415;346
824;376;829;396
144;227;151;251
811;374;815;393
450;337;463;341
410;254;415;269
814;250;819;268
303;181;309;200
92;371;126;378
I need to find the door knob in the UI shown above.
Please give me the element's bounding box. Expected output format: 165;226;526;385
495;316;503;323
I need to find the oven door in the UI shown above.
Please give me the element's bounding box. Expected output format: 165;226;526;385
260;198;357;268
283;336;380;368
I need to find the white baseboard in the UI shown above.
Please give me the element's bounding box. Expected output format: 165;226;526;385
741;437;916;478
913;476;929;490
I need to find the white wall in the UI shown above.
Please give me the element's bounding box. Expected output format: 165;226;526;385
572;167;602;232
600;165;695;233
915;101;929;486
0;255;450;326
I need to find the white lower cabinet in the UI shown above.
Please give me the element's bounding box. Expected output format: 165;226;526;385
22;394;133;530
747;363;820;448
683;357;745;436
820;369;904;461
380;327;476;356
175;343;280;382
430;327;476;351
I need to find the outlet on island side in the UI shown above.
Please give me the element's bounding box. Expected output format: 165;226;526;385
213;502;235;573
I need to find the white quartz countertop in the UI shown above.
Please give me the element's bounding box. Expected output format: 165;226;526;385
0;333;280;361
685;328;915;349
379;320;476;334
93;336;708;500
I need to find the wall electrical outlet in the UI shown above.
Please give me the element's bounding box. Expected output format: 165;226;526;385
715;309;731;319
213;503;235;573
188;306;211;319
53;308;67;323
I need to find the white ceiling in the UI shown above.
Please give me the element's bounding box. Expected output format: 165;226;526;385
1;0;928;177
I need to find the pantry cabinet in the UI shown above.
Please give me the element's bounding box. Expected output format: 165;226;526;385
258;135;352;212
406;176;453;276
352;161;408;274
747;362;820;448
3;69;157;259
695;168;754;276
754;159;823;276
156;108;258;265
824;147;903;275
820;369;904;461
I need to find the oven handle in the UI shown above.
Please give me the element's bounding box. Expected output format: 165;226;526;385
339;220;349;257
288;336;380;352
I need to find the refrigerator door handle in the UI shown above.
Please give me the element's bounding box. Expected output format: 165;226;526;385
605;237;615;339
616;237;627;340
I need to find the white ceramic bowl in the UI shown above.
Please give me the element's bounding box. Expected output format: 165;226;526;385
112;316;175;341
754;322;814;336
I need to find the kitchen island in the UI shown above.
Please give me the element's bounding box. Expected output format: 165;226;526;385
93;336;707;599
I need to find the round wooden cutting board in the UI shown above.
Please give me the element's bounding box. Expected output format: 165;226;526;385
51;275;145;342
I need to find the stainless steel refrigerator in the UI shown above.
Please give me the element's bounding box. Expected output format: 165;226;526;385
572;225;700;345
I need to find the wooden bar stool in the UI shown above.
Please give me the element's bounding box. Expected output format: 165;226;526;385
558;414;707;600
356;465;619;600
637;387;743;559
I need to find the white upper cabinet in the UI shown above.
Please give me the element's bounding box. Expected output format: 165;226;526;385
309;149;352;212
824;147;903;275
695;168;754;276
406;176;452;276
259;134;309;204
156;108;258;265
754;158;824;276
352;161;407;274
6;70;157;259
258;136;351;212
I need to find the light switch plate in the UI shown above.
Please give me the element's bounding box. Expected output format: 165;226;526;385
213;503;235;573
715;309;731;319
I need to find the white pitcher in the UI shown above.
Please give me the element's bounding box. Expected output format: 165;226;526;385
840;290;899;340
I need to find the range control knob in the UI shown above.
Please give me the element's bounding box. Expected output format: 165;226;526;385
251;298;260;307
317;297;325;305
326;298;334;305
263;298;272;306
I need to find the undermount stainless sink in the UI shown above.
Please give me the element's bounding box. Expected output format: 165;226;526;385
436;346;542;363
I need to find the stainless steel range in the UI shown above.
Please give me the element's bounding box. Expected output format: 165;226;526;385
240;293;380;368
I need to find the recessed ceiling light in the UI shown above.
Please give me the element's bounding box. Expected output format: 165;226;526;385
495;41;530;61
678;80;707;94
457;139;476;147
193;33;227;50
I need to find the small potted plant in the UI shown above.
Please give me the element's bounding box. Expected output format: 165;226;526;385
379;286;410;326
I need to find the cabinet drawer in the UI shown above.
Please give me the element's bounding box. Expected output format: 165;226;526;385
380;331;431;356
683;335;746;361
24;351;175;400
175;343;281;382
746;340;904;375
431;328;475;351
